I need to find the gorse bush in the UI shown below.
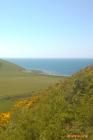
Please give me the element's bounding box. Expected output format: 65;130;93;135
0;65;93;140
0;112;10;126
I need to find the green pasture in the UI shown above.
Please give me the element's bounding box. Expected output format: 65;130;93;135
0;59;63;112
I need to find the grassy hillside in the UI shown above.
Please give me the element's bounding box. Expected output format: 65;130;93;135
0;65;93;139
0;59;63;111
0;59;24;75
0;59;22;70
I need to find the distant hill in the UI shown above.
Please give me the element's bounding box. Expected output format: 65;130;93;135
0;59;24;72
0;59;26;77
0;65;93;140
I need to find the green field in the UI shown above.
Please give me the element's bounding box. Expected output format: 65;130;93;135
0;59;63;112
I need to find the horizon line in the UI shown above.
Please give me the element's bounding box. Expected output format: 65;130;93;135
1;57;93;59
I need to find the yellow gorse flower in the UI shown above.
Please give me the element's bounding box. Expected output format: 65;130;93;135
0;112;11;125
0;95;40;126
14;96;39;109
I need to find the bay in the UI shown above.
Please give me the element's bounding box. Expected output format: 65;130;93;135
7;59;93;76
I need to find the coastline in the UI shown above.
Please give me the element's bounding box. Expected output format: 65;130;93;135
23;68;70;77
5;58;93;76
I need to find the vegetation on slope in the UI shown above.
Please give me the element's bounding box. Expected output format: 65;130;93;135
0;65;93;140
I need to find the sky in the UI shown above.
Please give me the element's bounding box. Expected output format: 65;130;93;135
0;0;93;58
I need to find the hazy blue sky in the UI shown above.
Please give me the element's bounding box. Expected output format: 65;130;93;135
0;0;93;58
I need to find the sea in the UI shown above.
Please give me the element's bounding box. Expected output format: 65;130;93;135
7;59;93;76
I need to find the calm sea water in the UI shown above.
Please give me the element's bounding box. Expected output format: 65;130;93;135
7;59;93;76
